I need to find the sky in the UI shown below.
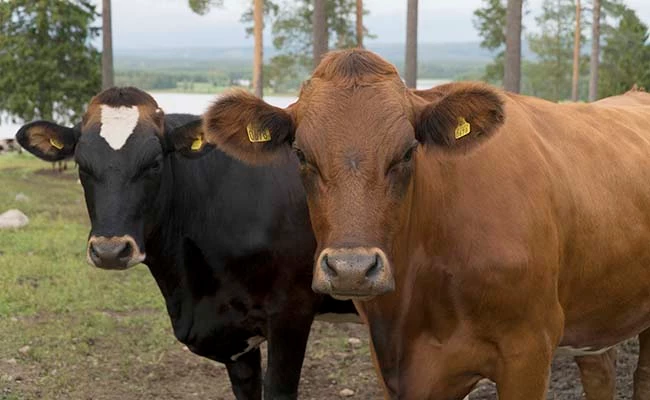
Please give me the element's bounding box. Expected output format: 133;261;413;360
101;0;650;50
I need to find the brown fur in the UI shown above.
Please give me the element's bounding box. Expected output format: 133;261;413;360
202;89;295;165
197;48;650;400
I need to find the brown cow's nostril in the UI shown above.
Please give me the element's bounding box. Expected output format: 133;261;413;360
321;254;338;277
364;254;381;279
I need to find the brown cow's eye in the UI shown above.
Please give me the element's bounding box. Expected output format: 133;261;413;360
402;146;415;163
294;148;307;164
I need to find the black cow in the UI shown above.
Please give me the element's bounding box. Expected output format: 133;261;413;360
16;87;358;400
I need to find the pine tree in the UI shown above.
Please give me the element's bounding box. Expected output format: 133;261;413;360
527;0;582;101
599;6;650;97
0;0;101;124
473;0;507;84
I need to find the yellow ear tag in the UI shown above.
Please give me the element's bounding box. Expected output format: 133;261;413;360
246;123;272;143
49;137;64;150
454;117;471;139
191;137;203;151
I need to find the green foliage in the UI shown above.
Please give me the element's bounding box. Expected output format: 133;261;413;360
240;0;281;36
263;0;373;92
527;0;584;101
188;0;223;16
598;6;650;97
0;0;101;124
472;0;507;85
473;0;506;51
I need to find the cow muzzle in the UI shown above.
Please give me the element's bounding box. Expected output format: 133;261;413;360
87;235;145;270
313;247;394;299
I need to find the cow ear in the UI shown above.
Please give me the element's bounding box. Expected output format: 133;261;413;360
166;119;214;158
415;84;505;151
16;121;79;161
202;89;295;165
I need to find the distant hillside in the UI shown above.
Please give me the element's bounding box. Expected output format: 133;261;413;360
115;41;535;69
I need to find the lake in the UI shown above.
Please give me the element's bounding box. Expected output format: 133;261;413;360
0;79;449;139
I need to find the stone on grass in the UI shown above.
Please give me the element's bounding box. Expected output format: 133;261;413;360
347;337;362;347
0;209;29;229
339;388;355;397
18;345;30;355
14;193;29;202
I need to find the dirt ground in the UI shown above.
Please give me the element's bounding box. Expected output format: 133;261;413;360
1;320;639;399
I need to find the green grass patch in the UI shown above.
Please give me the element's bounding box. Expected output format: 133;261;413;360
0;154;175;399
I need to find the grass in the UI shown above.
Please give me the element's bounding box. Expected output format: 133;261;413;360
0;153;179;399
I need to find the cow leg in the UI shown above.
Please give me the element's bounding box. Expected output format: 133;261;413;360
226;347;263;400
494;335;554;400
634;329;650;399
574;348;617;400
264;316;313;400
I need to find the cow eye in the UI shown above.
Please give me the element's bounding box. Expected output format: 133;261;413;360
147;160;162;173
294;148;307;164
78;165;93;178
402;146;415;163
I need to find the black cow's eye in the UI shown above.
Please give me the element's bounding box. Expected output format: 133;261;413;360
78;166;93;178
148;160;162;173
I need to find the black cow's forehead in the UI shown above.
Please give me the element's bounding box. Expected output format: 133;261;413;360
75;122;162;174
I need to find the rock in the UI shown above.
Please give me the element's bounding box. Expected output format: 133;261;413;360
0;210;29;229
347;337;362;347
14;193;29;202
339;388;355;397
18;345;30;355
5;358;16;364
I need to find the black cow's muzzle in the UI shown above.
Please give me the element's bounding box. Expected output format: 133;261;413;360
87;235;145;270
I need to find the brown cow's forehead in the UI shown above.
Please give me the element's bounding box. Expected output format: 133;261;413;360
296;84;415;159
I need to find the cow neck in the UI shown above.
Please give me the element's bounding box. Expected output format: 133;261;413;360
384;150;460;337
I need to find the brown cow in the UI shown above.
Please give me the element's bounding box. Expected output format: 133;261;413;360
199;49;650;399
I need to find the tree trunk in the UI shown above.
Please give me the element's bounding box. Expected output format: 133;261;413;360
571;0;581;101
504;0;523;93
102;0;114;89
356;0;363;48
313;0;328;70
404;0;418;88
253;0;263;98
589;0;600;101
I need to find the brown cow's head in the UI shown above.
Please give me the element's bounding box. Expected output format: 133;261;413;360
202;49;505;299
17;87;206;270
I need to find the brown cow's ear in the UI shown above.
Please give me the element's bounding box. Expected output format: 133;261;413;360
166;119;214;158
415;84;505;151
202;89;295;165
16;121;79;161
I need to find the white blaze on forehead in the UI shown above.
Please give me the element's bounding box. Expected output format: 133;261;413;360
99;105;140;150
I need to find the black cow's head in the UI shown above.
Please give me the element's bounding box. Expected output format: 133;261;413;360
16;87;207;270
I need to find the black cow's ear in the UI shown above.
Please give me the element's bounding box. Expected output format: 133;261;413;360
414;83;505;152
166;119;214;158
16;121;79;161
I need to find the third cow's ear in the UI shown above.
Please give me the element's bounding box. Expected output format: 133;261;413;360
414;83;505;152
202;89;295;165
166;119;213;158
16;121;79;161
